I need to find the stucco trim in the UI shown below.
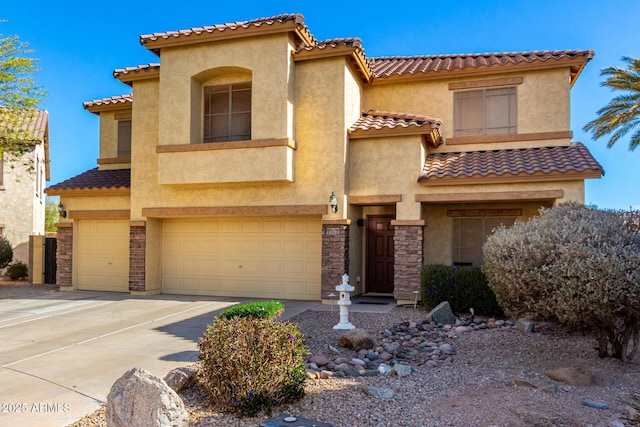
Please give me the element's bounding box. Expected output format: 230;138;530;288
97;157;132;165
391;220;425;226
54;222;73;228
349;195;402;205
45;188;130;196
69;210;130;219
418;170;602;186
448;76;524;90
321;219;352;225
446;131;573;145
415;190;564;203
447;209;523;217
129;220;146;226
156;138;295;152
142;205;327;218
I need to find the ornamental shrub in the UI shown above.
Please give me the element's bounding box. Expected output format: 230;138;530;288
0;236;12;269
6;261;28;281
421;264;503;316
198;316;307;416
483;204;640;361
218;301;284;320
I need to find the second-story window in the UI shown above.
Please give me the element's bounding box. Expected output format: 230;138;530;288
203;82;251;143
454;87;517;137
117;119;132;157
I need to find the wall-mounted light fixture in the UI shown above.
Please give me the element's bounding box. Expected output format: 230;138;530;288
329;192;338;214
57;202;67;219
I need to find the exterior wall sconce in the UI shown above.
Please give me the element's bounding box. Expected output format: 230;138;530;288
329;192;338;213
57;203;67;218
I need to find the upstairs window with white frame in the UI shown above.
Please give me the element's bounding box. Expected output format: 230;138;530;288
454;87;517;137
203;82;251;143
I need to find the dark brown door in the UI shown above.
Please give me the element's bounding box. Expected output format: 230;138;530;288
366;215;394;293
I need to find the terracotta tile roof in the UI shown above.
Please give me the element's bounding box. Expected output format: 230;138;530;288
370;50;594;78
418;143;603;183
113;63;160;79
140;13;313;50
83;94;133;110
350;110;442;132
47;168;131;192
298;37;363;52
0;108;48;143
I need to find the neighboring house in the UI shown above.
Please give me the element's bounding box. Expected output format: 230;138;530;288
0;109;49;266
45;14;603;303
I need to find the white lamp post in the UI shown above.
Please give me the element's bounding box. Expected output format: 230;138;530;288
333;274;355;330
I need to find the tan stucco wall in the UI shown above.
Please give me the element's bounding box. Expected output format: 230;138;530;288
363;68;571;144
158;34;295;146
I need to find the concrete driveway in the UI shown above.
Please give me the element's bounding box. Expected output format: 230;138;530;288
0;290;318;427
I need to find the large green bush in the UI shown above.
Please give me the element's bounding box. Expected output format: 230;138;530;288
421;264;503;316
483;204;640;361
218;301;284;320
0;236;13;269
198;316;307;416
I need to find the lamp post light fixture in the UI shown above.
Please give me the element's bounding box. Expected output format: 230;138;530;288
329;192;338;213
57;203;67;219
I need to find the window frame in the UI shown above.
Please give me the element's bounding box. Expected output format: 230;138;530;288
117;119;132;158
202;82;251;143
452;216;517;266
453;86;517;137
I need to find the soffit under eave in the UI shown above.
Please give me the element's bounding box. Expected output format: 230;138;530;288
83;103;133;115
349;127;442;147
114;68;160;86
417;170;603;186
371;56;592;86
141;22;315;56
44;188;131;197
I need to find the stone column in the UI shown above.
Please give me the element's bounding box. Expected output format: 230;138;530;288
129;221;146;292
55;222;73;288
392;220;424;303
321;220;350;300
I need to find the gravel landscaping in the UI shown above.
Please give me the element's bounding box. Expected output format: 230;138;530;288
67;304;640;427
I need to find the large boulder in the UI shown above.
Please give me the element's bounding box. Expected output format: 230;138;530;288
163;366;197;393
106;367;188;427
428;301;457;325
338;328;374;351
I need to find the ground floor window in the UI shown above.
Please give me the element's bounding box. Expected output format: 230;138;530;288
452;217;516;266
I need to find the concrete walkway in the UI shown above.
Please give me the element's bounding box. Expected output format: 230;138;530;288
0;290;319;427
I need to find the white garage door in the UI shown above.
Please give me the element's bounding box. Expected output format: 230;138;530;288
76;220;129;292
162;217;321;300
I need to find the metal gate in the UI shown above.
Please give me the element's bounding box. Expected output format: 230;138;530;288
44;237;57;284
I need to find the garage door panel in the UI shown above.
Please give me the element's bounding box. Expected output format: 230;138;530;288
162;217;321;300
76;220;129;292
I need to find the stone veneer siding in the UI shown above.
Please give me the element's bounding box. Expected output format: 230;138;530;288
393;223;424;301
129;223;146;292
321;222;349;298
55;224;73;286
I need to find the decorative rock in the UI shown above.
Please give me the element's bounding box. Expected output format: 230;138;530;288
390;364;412;377
363;385;394;399
309;355;331;367
319;370;335;379
581;399;609;409
517;318;535;333
428;302;457;325
351;358;366;366
545;367;594;386
106;367;188;427
328;345;340;354
345;366;361;377
338;328;375;351
439;343;455;354
163;366;196;393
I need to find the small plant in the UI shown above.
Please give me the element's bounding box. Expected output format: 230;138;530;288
219;301;284;320
0;236;12;269
198;316;307;416
421;264;503;316
6;261;28;281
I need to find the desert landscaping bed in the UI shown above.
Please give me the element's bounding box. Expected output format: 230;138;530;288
69;305;640;427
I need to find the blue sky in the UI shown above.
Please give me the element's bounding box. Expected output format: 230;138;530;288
3;1;638;210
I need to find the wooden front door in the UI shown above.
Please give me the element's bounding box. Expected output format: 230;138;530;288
366;215;395;293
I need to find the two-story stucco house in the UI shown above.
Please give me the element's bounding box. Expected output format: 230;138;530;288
1;108;49;266
46;14;602;304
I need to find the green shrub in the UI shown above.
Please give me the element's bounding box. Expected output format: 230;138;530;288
421;264;503;316
483;204;640;361
0;236;12;269
219;301;284;320
198;317;307;416
6;261;28;281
